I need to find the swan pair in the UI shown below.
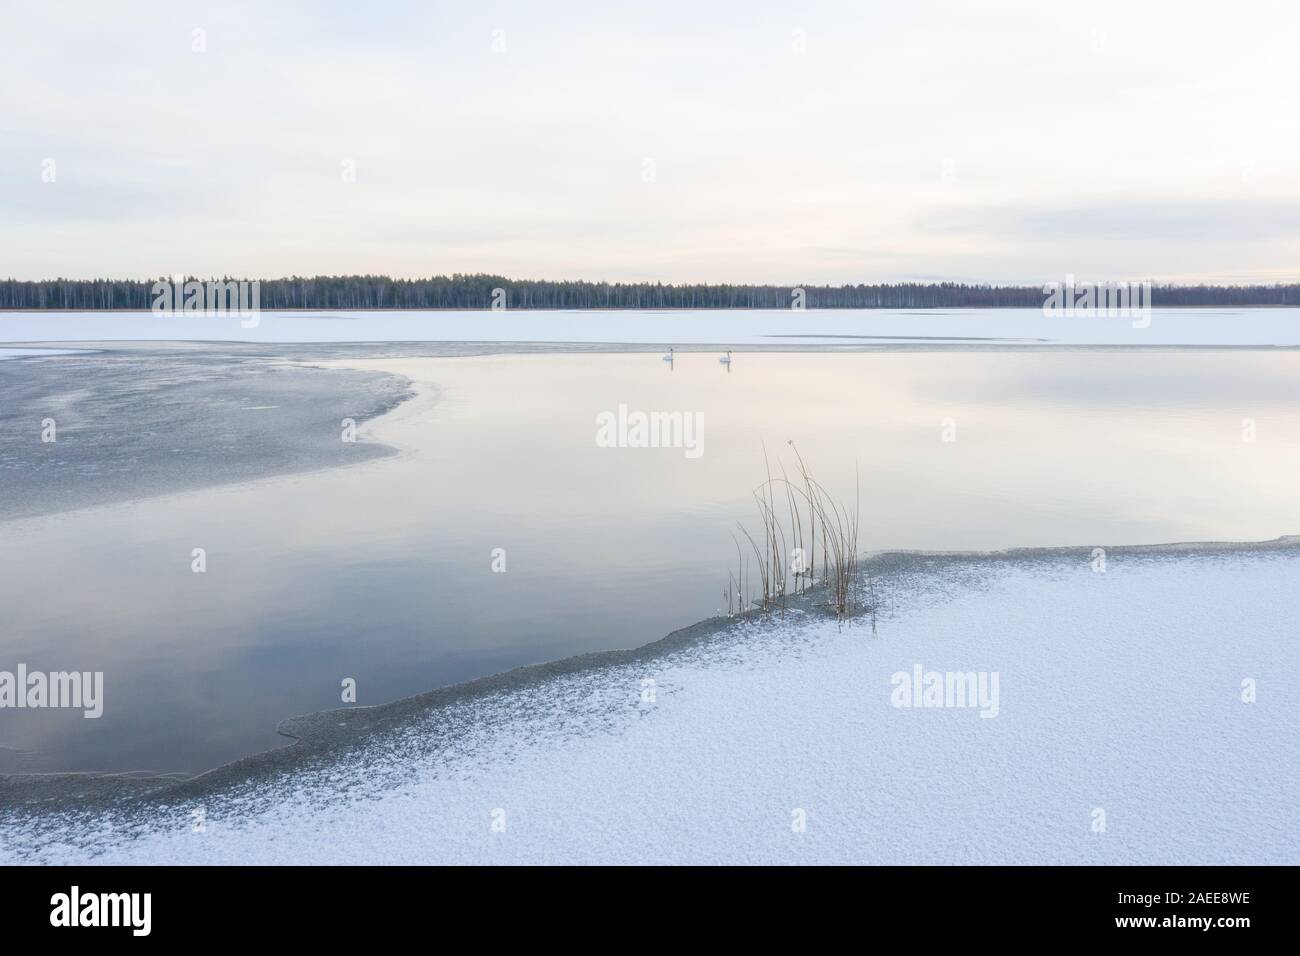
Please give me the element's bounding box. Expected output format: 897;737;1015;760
662;348;732;365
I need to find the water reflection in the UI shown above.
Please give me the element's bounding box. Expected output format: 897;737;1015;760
2;350;1298;773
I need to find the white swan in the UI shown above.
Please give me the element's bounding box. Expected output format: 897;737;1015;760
662;347;674;362
719;350;732;366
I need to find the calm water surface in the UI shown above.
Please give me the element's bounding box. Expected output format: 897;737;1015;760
2;349;1299;773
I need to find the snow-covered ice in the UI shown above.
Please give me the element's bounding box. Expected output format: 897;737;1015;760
5;307;1300;347
2;542;1296;865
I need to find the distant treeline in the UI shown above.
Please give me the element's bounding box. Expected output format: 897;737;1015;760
3;275;1299;310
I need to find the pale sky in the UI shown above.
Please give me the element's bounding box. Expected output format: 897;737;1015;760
3;0;1298;285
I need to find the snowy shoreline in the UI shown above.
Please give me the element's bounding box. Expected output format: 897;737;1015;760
3;536;1297;865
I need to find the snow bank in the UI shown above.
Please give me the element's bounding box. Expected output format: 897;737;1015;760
3;543;1296;865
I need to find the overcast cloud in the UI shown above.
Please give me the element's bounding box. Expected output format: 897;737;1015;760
2;0;1297;284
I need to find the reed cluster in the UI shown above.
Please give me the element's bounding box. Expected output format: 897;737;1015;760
724;442;863;621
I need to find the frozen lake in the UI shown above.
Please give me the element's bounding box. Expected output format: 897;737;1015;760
3;306;1300;346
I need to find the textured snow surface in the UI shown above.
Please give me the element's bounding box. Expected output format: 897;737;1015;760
3;547;1297;864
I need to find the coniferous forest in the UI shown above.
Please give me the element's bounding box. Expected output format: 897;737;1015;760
3;274;1299;311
